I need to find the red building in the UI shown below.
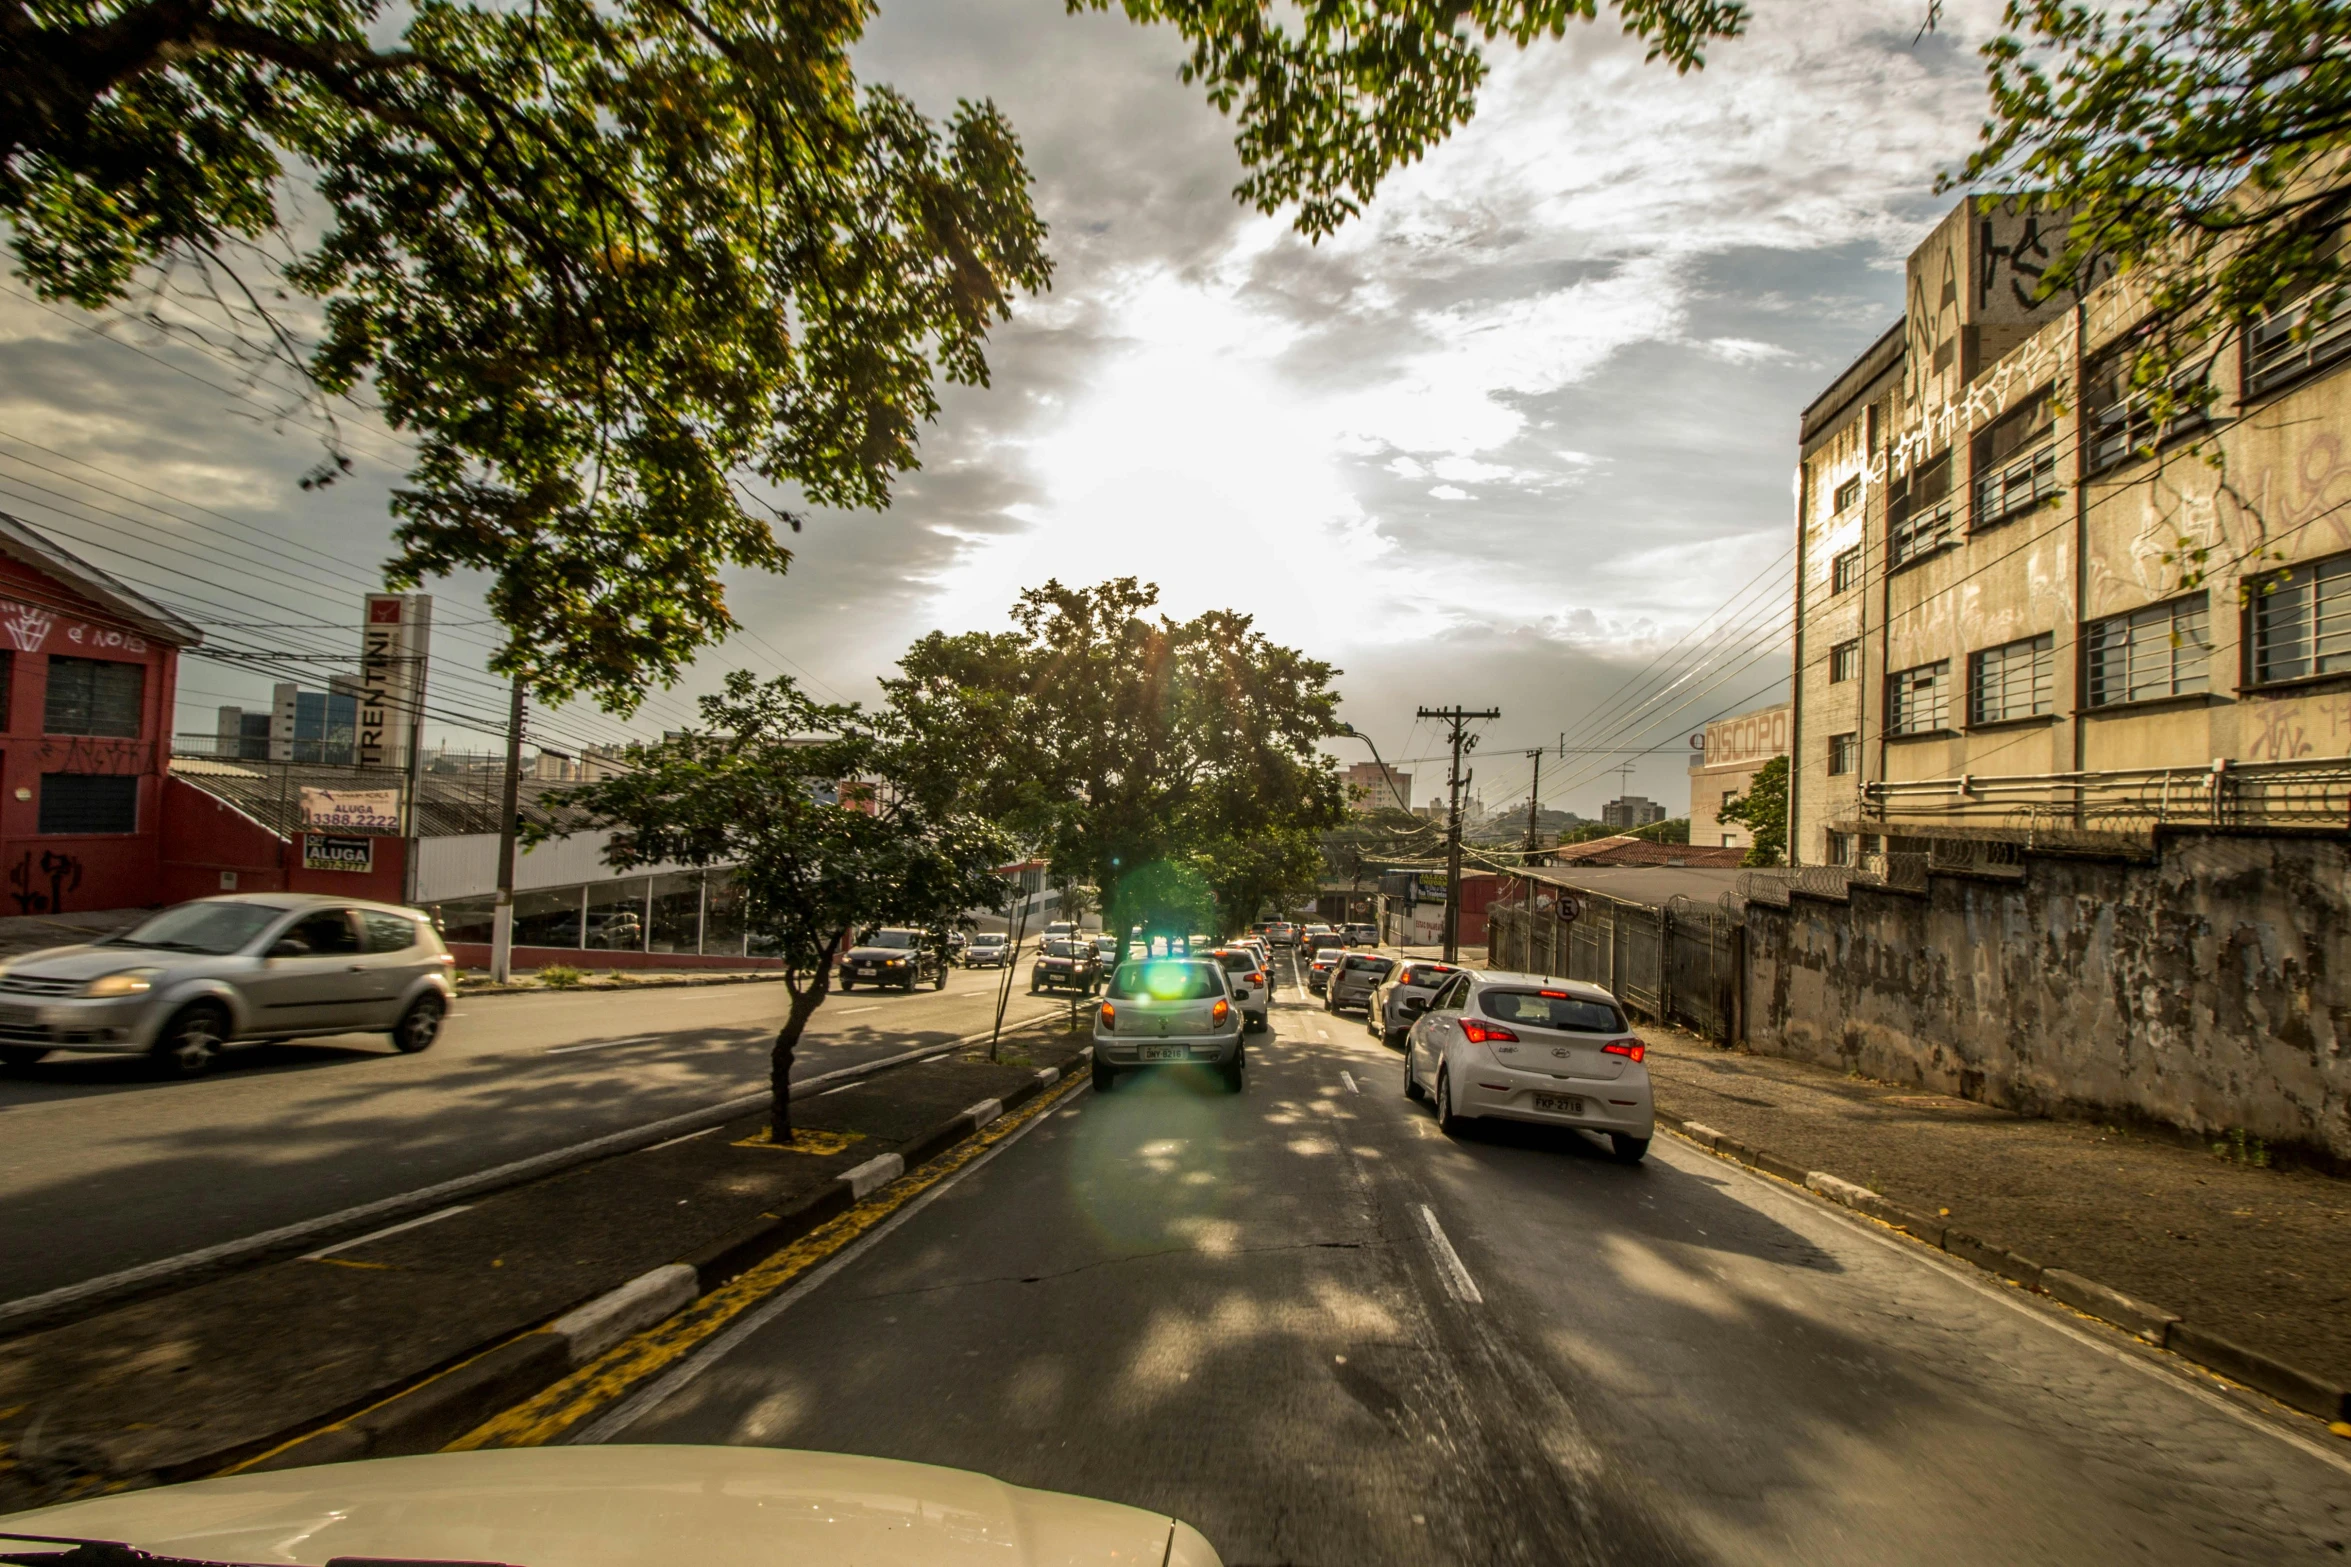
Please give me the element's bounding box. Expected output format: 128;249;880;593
0;515;198;914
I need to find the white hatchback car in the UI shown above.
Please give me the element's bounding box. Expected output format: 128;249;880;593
1402;969;1654;1162
1206;946;1271;1031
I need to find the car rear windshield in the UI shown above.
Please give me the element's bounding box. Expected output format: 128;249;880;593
1479;989;1627;1034
1106;961;1224;1001
109;901;288;955
1401;963;1455;987
1212;950;1258;972
1340;956;1393;974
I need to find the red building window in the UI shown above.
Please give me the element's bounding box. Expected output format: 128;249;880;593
44;656;143;737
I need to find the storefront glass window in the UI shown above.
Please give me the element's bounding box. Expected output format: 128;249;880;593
701;870;748;956
585;877;649;950
514;886;583;949
649;871;703;953
434;897;495;944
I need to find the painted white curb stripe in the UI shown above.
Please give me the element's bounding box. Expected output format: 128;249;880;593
965;1098;1004;1130
1418;1205;1483;1304
839;1153;904;1200
551;1263;698;1366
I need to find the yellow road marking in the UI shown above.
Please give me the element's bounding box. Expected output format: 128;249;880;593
729;1127;866;1155
308;1257;396;1271
447;1066;1091;1450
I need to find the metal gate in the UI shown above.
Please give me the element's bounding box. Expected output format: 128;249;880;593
1487;890;1743;1042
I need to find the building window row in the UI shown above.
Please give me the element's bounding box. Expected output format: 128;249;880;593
1831;547;1862;594
1827;732;1859;776
2086;594;2210;707
2250;555;2351;684
2246;287;2351;398
1886;660;1951;736
2087;349;2215;475
1833;476;1862;514
1887;452;1959;566
1971;388;2060;526
1829;639;1860;683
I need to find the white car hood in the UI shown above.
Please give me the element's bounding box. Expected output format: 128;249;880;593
0;1446;1221;1567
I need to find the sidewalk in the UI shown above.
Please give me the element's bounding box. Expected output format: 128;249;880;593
0;1021;1092;1511
1640;1027;2351;1396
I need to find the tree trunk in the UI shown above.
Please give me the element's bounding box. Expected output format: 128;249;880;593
770;956;837;1140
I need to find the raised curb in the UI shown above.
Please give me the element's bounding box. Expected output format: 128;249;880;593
234;1046;1090;1474
1657;1108;2351;1426
457;972;791;998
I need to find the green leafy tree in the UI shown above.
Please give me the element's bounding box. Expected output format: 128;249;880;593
1952;1;2351;585
885;578;1346;962
2;0;1744;706
543;670;1011;1135
1715;755;1786;867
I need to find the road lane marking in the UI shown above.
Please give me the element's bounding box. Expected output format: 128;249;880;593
301;1205;473;1260
456;1062;1093;1449
543;1037;659;1055
836;1006;880;1015
1339;1071;1360;1093
1418;1205;1483;1304
645;1126;720;1152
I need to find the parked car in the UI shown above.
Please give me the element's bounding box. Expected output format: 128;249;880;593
1043;920;1078;942
965;932;1011;969
840;928;946;991
1342;922;1379;946
947;929;970;962
1403;969;1653;1162
1205;947;1272;1031
1366;959;1458;1045
1093;957;1244;1092
1325;952;1394;1015
1030;937;1101;995
0;894;456;1077
1305;948;1345;994
1092;933;1121;968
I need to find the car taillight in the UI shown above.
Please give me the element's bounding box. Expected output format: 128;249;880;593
1247;972;1265;986
1603;1038;1645;1062
1461;1019;1518;1044
1099;1003;1116;1029
1212;998;1230;1024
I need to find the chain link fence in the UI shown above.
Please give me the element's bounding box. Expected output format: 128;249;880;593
1487;890;1744;1043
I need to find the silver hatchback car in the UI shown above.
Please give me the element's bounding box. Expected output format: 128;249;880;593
0;894;457;1077
1092;957;1244;1092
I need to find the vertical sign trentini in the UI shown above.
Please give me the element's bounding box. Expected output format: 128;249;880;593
358;594;432;771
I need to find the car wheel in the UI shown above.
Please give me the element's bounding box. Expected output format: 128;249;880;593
1092;1058;1117;1092
934;968;948;990
153;1002;229;1078
1609;1133;1651;1164
393;993;446;1053
1221;1055;1244;1093
0;1045;47;1070
1404;1053;1424;1101
1434;1067;1465;1137
841;977;855;992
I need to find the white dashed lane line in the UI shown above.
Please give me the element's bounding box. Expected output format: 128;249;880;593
1339;1070;1360;1093
1418;1205;1483;1304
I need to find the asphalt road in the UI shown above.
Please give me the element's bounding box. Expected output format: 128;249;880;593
0;964;1073;1307
601;964;2351;1565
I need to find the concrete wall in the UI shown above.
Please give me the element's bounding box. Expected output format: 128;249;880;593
1744;827;2351;1162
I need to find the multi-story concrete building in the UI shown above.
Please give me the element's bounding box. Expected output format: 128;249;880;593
1601;795;1667;831
1789;194;2351;865
1688;701;1789;848
1343;760;1411;813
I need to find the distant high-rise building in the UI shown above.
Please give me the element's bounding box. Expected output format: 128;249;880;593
1602;795;1667;830
215;677;359;763
1344;760;1411;813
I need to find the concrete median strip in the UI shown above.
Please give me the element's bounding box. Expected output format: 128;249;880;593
0;1011;1062;1339
1659;1109;2351;1429
211;1044;1094;1481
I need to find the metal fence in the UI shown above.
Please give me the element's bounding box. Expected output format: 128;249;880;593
1861;754;2351;833
1487;890;1743;1042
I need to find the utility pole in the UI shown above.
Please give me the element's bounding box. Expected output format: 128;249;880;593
1418;705;1499;961
490;674;526;984
1522;747;1544;855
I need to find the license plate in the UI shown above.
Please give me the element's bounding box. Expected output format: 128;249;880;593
1532;1092;1585;1115
1140;1045;1188;1061
857;967;876;975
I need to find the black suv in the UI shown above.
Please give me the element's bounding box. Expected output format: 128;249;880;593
840;929;946;991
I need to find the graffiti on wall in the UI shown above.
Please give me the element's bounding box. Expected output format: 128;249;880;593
7;849;82;914
0;599;148;657
33;735;148;776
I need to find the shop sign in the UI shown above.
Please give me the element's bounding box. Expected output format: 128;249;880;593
301;787;402;833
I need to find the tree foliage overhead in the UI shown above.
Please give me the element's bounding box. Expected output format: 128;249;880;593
1085;0;1749;237
1;0;1053;709
885;577;1346;943
543;669;1012;1130
1957;2;2351;454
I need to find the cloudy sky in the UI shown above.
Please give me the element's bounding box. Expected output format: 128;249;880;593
0;0;1999;818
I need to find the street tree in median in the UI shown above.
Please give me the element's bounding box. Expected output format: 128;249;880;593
884;578;1346;958
2;1;1745;707
542;670;1011;1137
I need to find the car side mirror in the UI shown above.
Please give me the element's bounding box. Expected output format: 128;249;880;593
268;937;310;959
